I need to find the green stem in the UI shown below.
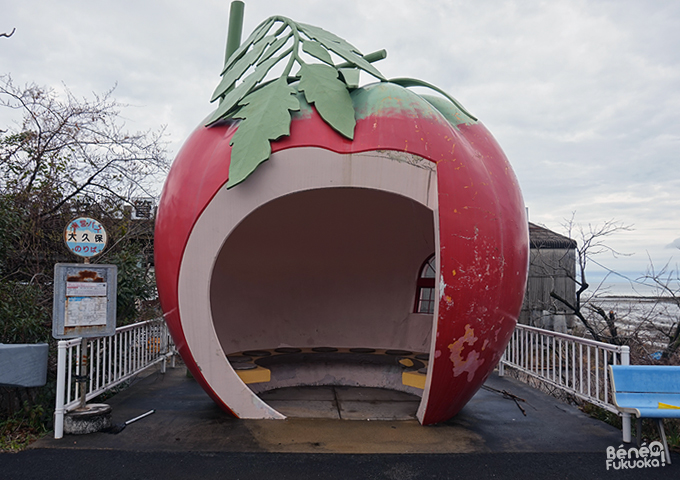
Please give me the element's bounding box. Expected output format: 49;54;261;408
388;77;478;121
282;20;301;78
336;49;387;68
225;1;245;64
273;19;288;37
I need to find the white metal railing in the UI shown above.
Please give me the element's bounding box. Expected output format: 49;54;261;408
54;318;176;439
499;323;633;442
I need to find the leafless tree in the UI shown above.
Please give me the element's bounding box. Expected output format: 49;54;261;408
637;255;680;359
1;74;169;326
0;28;16;38
1;75;168;217
548;214;633;343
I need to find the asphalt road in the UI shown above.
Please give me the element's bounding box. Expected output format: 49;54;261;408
2;450;678;479
3;365;677;479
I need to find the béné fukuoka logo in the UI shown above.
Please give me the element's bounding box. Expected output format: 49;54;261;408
606;442;667;470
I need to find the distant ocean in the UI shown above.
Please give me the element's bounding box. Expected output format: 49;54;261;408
585;270;677;298
581;280;679;351
589;281;660;298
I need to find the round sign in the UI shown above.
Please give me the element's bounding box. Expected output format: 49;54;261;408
64;217;107;258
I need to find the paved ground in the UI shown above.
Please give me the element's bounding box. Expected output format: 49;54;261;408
1;364;677;479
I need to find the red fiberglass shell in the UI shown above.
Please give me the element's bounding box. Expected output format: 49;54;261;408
155;82;529;425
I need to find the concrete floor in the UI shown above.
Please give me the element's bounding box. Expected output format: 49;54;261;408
31;363;639;455
258;385;421;420
15;364;678;480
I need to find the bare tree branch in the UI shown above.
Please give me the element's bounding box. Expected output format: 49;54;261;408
637;253;680;358
544;213;633;343
1;74;169;214
549;290;601;340
0;74;170;297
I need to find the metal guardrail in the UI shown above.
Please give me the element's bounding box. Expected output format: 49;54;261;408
499;323;632;441
54;318;176;439
53;321;633;440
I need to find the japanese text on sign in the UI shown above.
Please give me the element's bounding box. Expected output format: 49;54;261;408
66;282;108;297
65;297;108;326
64;217;107;258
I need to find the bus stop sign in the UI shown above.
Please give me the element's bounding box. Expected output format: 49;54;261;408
64;217;107;259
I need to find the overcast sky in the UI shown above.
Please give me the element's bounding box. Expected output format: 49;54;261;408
2;0;679;291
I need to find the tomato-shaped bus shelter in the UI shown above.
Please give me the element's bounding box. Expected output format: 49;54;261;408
155;80;529;425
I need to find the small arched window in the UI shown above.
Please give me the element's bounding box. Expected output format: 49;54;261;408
414;255;436;314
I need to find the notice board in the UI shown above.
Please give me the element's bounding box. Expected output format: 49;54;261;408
52;264;117;339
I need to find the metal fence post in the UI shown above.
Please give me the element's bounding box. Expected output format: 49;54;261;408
160;321;168;374
621;345;630;366
54;340;67;439
621;345;632;443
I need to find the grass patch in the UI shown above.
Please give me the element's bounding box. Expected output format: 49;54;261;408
0;403;48;453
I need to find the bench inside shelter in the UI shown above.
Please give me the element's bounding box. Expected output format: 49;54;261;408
609;365;680;464
228;347;429;398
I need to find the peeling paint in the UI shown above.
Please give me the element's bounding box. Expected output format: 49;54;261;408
373;150;436;171
448;325;486;382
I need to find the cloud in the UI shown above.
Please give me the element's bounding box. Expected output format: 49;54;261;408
666;238;680;250
2;0;680;284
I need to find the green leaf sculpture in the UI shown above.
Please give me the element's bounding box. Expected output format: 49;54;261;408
227;78;300;188
207;15;386;188
298;63;355;140
208;14;477;189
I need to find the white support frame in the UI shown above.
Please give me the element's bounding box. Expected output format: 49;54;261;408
499;323;632;442
54;318;176;439
54;320;635;441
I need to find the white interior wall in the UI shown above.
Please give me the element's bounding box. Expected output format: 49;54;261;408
210;187;435;354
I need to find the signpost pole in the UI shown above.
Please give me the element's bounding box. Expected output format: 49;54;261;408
79;257;90;410
78;337;88;409
80;256;90;408
78;235;89;409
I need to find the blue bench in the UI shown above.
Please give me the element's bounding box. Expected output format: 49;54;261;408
609;365;680;464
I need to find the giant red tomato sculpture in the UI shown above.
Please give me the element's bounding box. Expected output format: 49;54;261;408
155;16;528;425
